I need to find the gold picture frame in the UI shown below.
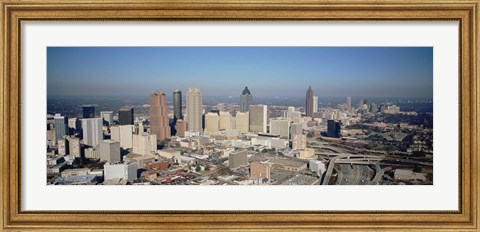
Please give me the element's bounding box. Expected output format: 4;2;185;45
1;0;478;231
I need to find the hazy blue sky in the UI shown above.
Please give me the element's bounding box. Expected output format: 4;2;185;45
47;47;433;98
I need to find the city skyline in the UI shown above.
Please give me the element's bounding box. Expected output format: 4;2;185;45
47;47;433;98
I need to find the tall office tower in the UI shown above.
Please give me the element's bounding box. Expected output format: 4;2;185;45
82;105;95;118
327;120;341;138
81;118;103;146
359;98;366;108
287;110;302;124
173;90;183;120
219;111;232;130
249;105;267;133
100;111;114;126
53;114;68;142
270;119;290;139
370;103;378;113
305;86;314;117
99;139;121;163
313;96;319;113
289;123;303;139
186;88;203;132
240;86;252;113
235;112;249;133
149;92;170;141
204;112;220;134
133;133;157;156
175;119;187;137
66;136;81;158
229;150;248;169
346;96;352;111
110;125;133;149
118;107;134;125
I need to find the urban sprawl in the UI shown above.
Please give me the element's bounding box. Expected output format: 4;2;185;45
47;86;433;185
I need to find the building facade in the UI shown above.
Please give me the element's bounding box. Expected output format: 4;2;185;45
149;92;170;141
240;86;252;113
81;118;103;147
229;150;248;169
99;139;121;163
249;105;267;133
118;107;134;125
235;112;249;133
305;86;314;117
186;88;203;132
173;90;183;120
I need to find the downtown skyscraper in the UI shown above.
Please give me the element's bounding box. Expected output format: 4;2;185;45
346;96;352;111
173;90;183;121
186;88;203;132
149;92;170;141
305;85;314;117
118;107;134;125
240;86;252;113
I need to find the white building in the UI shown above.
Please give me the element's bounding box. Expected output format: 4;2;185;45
235;112;249;133
99;139;121;163
204;112;219;134
133;133;157;156
81;118;103;147
104;163;137;183
186;88;203;132
313;96;318;113
219;111;232;130
309;160;326;176
158;148;181;159
270;119;290;139
249;105;267;133
110;125;133;149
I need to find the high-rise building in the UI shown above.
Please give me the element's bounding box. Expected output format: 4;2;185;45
82;105;95;119
313;96;318;113
118;107;134;125
346;96;352;111
54;114;68;142
229;150;248;169
66;136;81;158
204;112;220;134
270;119;290;139
235;112;249;133
100;111;114;126
186;88;203;132
219;111;232;130
290;123;303;139
175;119;187;137
133;133;157;156
111;125;133;149
327;120;341;138
99;139;121;163
286;110;302;124
149;92;170;141
240;86;252;113
359;98;366;108
81;118;103;147
173;90;183;120
305;86;314;117
249;105;267;133
370;103;378;113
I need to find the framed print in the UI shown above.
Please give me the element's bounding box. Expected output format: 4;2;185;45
1;0;478;231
